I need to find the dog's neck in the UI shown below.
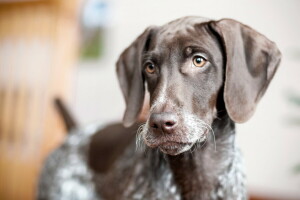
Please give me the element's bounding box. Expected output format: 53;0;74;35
95;114;245;200
165;114;238;199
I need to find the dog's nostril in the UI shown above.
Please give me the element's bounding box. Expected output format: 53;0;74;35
165;121;175;127
151;123;158;129
149;112;178;133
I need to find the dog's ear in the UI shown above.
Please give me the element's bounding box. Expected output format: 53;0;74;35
209;19;281;123
116;27;155;127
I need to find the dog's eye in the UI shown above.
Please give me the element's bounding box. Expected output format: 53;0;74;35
145;63;156;74
192;56;206;67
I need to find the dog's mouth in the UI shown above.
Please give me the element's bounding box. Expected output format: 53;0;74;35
142;129;209;155
158;141;193;156
139;111;211;155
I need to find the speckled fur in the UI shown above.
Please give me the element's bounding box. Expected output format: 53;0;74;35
37;15;280;200
38;115;247;200
37;125;100;200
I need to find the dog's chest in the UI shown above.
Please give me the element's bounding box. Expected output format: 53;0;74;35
96;144;246;200
96;146;181;200
96;141;247;200
122;163;181;200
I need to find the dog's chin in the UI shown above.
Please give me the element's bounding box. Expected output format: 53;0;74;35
156;142;194;156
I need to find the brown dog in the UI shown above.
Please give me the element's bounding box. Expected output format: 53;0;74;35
38;16;280;200
114;16;280;199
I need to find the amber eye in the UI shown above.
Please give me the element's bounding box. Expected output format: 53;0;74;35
192;56;206;67
145;63;156;74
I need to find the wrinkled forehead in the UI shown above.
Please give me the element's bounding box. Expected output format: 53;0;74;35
147;17;221;59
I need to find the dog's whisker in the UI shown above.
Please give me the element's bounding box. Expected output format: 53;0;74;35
189;119;217;152
200;141;207;149
162;151;168;161
136;123;147;151
190;144;198;155
202;123;216;152
189;148;194;156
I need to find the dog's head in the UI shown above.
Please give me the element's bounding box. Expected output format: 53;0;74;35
116;17;281;155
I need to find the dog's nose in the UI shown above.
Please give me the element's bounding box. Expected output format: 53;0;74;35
149;112;178;134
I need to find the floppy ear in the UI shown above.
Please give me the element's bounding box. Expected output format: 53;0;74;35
209;19;281;123
116;27;155;127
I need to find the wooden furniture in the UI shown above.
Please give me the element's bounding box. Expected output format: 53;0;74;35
0;0;80;199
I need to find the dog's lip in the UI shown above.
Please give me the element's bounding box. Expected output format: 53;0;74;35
159;142;192;155
159;141;192;148
147;140;192;148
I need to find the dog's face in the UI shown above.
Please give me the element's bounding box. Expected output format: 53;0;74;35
140;21;224;155
117;17;281;155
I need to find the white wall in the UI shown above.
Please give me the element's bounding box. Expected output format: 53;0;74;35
73;0;300;197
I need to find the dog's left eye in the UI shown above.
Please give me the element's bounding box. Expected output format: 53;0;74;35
145;63;156;74
192;56;206;67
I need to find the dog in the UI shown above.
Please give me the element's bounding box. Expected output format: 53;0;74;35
38;16;281;200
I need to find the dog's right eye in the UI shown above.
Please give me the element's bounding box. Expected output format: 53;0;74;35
145;63;156;74
192;56;206;68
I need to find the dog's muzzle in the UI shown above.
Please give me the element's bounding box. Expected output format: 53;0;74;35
139;111;210;155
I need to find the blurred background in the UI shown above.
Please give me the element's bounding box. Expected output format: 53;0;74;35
0;0;299;199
